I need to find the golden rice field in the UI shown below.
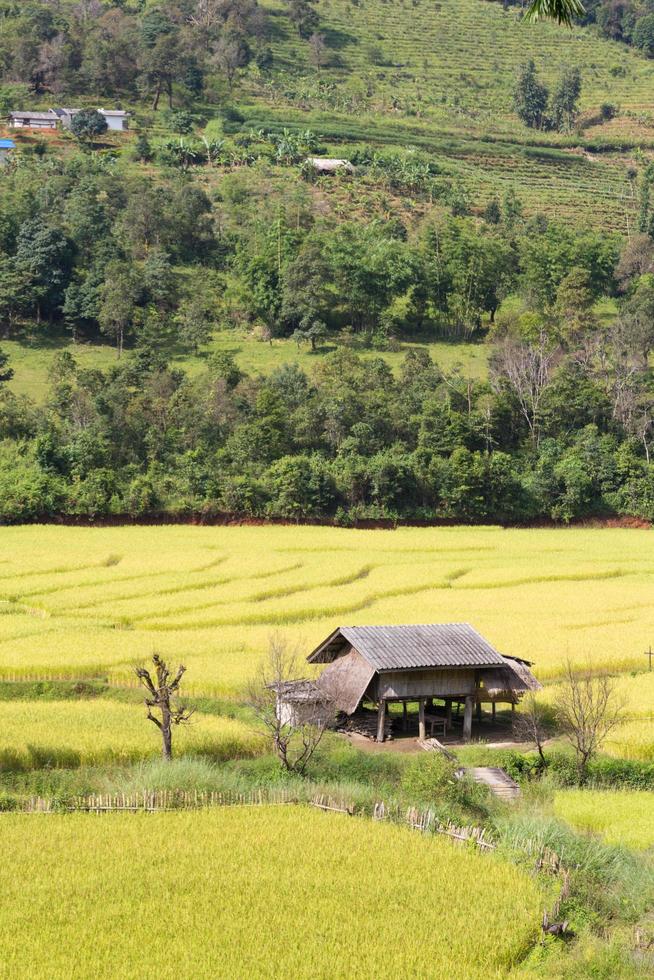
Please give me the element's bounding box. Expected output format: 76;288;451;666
0;806;542;978
1;524;654;699
554;790;654;850
0;700;260;770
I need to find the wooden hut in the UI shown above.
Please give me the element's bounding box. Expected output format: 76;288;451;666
305;624;540;742
273;680;333;728
305;157;354;174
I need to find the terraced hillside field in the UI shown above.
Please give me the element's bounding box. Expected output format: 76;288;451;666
258;0;654;126
240;0;654;229
2;524;653;705
0;806;543;978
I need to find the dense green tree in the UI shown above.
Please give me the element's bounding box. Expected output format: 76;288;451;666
70;109;109;144
98;262;141;356
550;66;582;132
0;348;13;385
633;14;654;56
513;60;549;130
327;223;413;332
15;219;73;321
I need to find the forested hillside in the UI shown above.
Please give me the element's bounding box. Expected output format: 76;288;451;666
1;0;654;524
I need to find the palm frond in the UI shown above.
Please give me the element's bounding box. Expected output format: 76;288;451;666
524;0;585;27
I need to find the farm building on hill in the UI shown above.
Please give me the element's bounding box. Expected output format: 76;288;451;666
53;108;130;131
279;624;540;743
306;157;354;174
9;108;130;131
9;110;58;129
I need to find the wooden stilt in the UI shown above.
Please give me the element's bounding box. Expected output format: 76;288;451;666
476;700;482;722
402;701;408;732
463;696;473;742
492;701;496;722
377;700;386;743
445;700;452;728
418;699;426;740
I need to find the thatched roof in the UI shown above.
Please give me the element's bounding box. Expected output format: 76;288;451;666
308;624;506;670
478;656;541;700
271;680;331;703
316;648;376;715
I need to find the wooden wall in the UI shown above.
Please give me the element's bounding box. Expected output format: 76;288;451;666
371;668;476;701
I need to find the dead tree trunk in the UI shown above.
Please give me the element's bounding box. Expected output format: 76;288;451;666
135;654;194;761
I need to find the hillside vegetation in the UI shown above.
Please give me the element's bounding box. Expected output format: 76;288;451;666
0;1;653;524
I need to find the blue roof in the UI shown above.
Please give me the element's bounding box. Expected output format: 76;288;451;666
0;139;15;149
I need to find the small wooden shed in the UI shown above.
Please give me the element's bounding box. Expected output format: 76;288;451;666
9;110;58;129
273;679;333;728
306;157;354;174
306;624;540;742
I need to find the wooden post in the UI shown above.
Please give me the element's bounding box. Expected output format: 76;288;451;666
418;699;426;740
463;696;473;742
445;700;452;728
476;699;482;723
511;701;516;717
377;700;386;743
402;701;408;732
491;701;496;723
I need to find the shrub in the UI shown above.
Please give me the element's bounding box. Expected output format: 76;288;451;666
599;102;617;121
164;109;196;134
401;752;459;803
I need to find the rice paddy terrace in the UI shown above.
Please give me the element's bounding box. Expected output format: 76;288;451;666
244;0;654;229
2;524;653;756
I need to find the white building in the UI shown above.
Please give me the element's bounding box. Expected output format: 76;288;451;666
9;111;58;129
99;109;130;131
9;108;130;132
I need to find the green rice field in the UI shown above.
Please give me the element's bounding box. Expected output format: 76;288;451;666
554;789;654;850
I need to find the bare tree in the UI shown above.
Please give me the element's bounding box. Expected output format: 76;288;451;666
211;36;248;92
248;635;337;775
135;653;195;761
557;660;625;781
308;32;329;69
490;329;558;445
512;692;553;766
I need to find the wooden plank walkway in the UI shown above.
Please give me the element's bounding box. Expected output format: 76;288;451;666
468;767;520;801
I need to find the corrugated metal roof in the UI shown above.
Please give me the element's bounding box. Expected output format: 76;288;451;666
308;624;505;670
10;111;56;120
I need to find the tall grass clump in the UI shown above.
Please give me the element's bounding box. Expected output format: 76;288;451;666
496;812;654;927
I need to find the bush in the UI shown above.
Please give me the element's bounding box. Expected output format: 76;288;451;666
599;102;617;121
547;750;654;789
164;109;196;134
401;753;459;803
